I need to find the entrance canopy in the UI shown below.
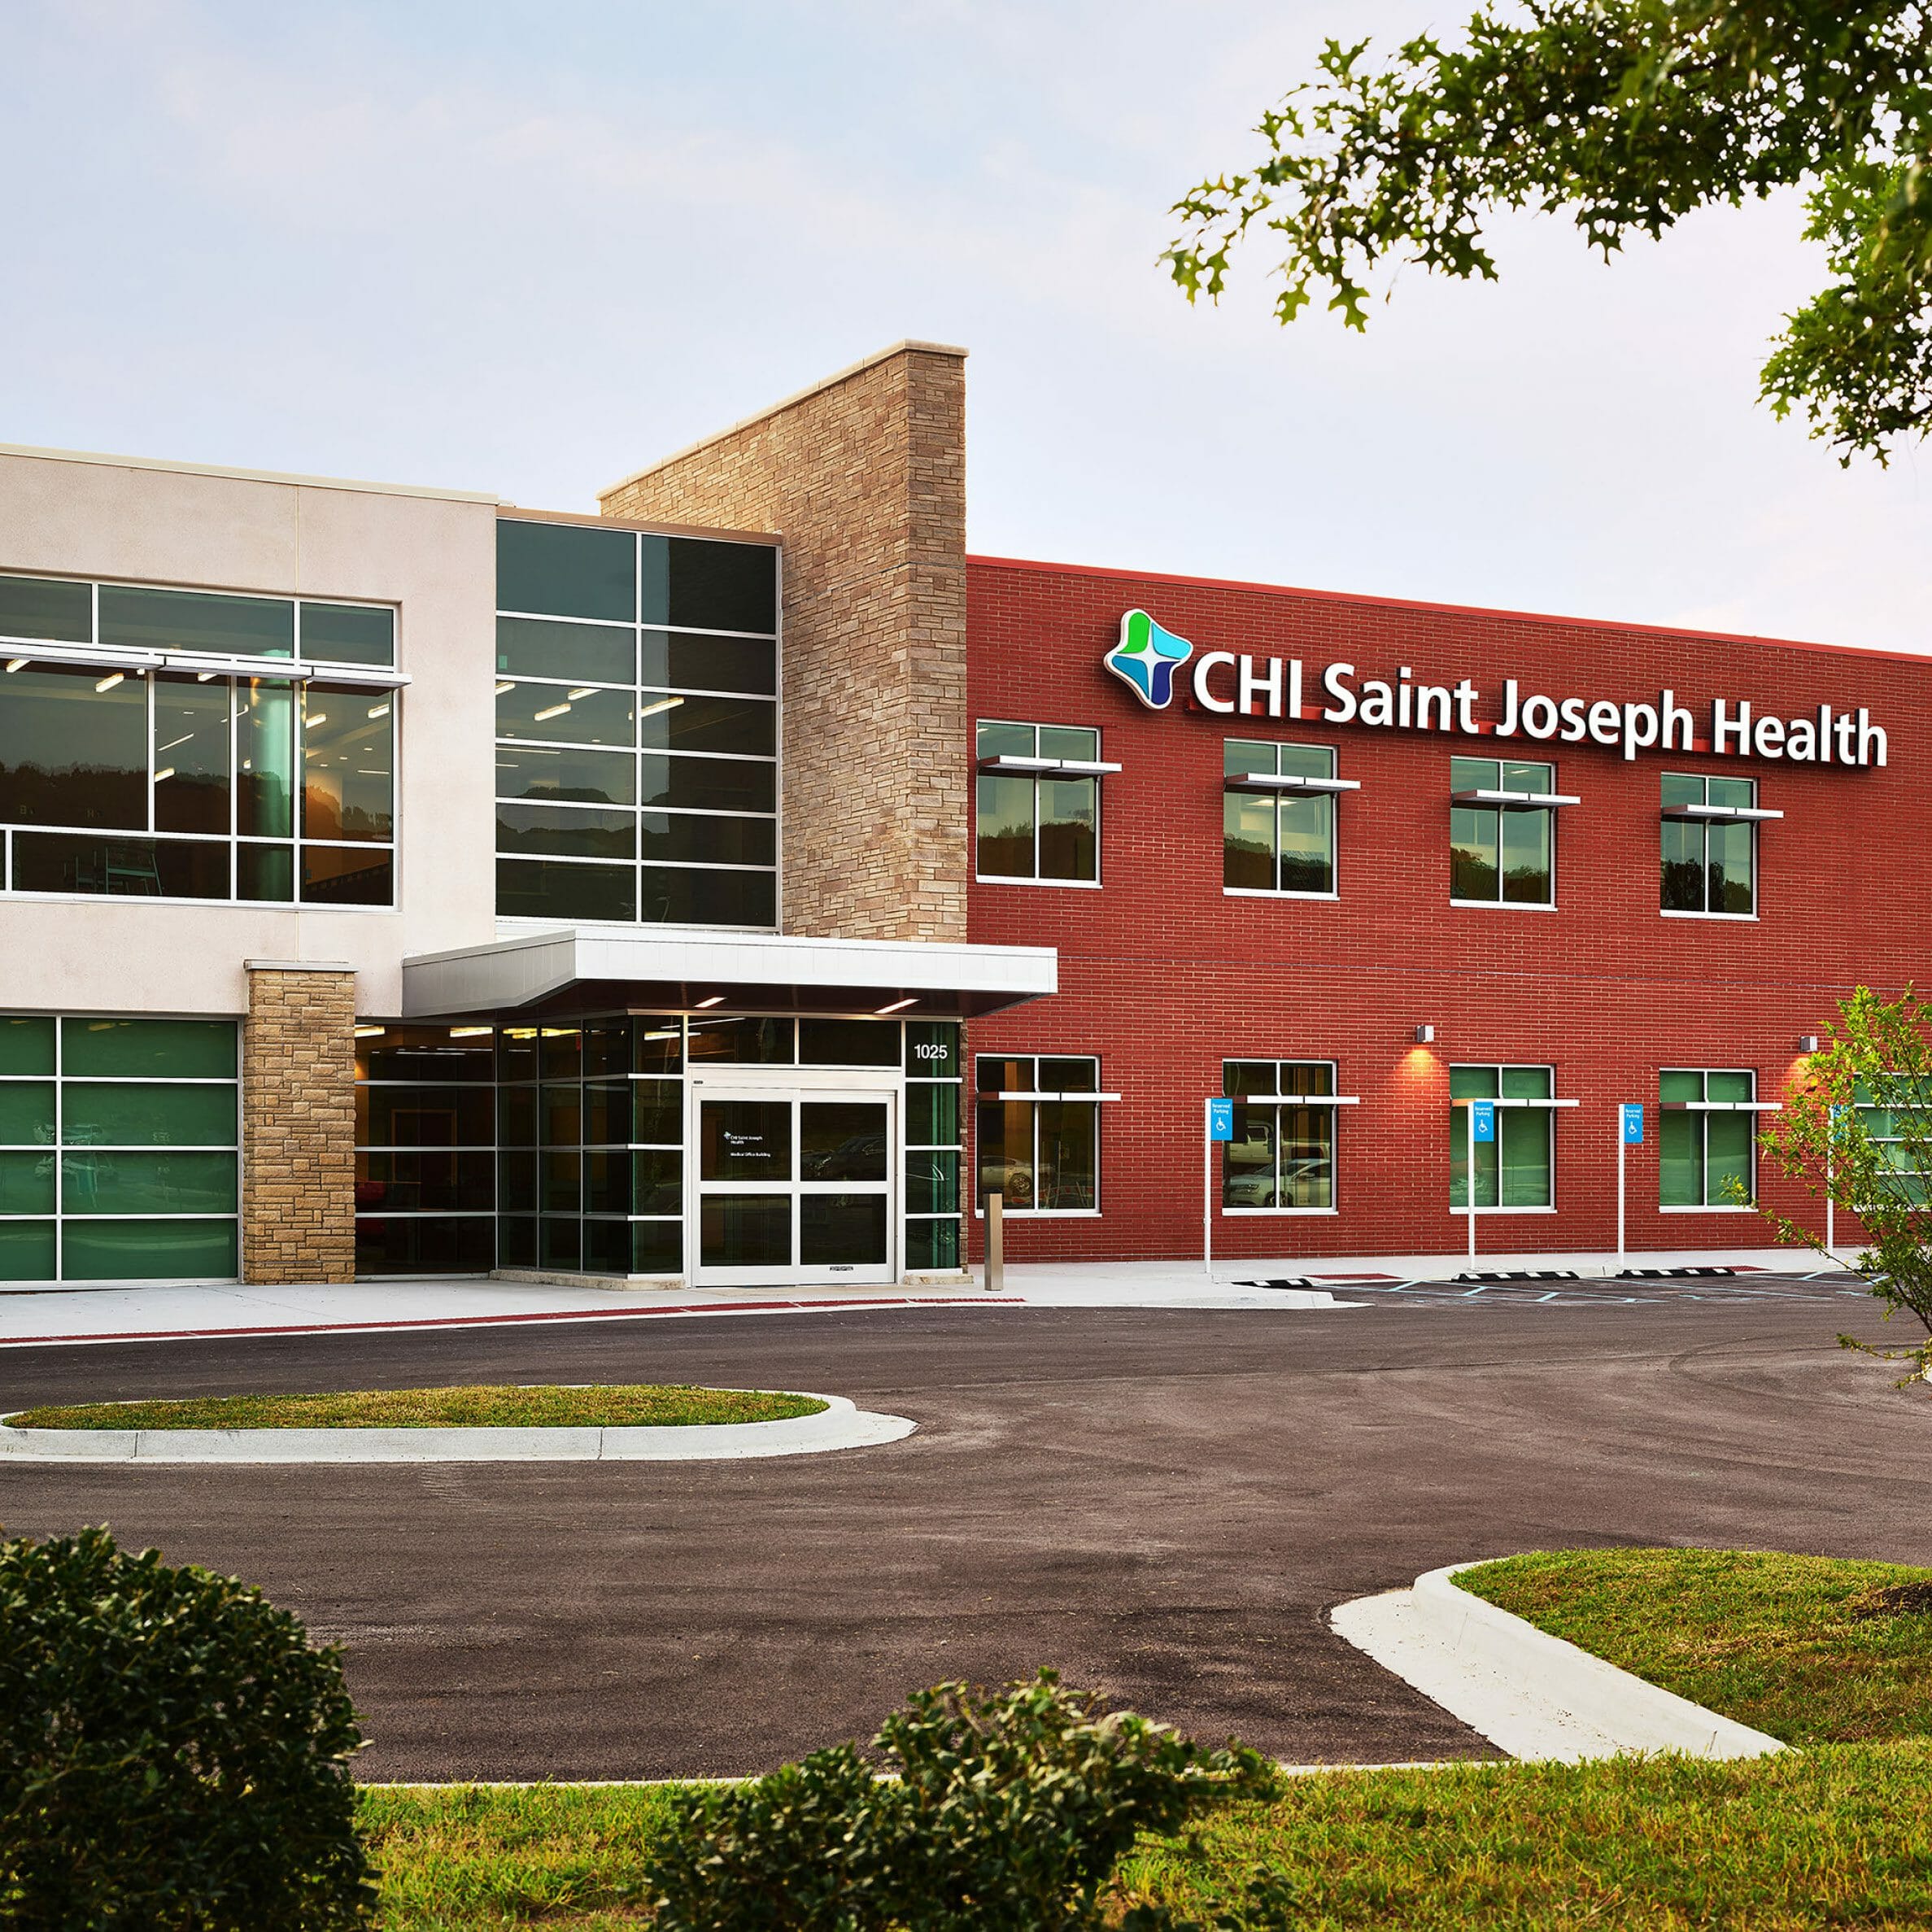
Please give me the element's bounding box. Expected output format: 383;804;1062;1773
401;926;1058;1022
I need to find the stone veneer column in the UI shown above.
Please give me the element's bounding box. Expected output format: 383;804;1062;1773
242;961;357;1284
598;341;970;944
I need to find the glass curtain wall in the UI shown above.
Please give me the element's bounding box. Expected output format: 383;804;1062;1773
905;1022;964;1267
0;579;396;905
0;1014;239;1282
495;520;779;928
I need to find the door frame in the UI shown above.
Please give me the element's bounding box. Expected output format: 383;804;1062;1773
687;1065;903;1287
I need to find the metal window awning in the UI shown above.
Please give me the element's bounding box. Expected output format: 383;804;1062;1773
977;755;1121;776
401;926;1058;1022
1661;804;1782;822
1451;789;1581;809
1225;773;1361;796
0;640;408;688
1660;1101;1785;1112
1228;1092;1363;1105
991;1090;1122;1102
1450;1097;1581;1108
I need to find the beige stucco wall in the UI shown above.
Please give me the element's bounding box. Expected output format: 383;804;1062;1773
0;447;499;1018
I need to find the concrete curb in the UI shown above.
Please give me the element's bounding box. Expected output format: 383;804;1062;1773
1330;1561;1786;1764
0;1393;916;1464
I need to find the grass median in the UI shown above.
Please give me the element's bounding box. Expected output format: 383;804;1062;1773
7;1384;828;1430
1454;1546;1932;1744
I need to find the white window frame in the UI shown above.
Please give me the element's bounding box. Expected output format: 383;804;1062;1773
1449;757;1574;912
1218;1058;1359;1215
1657;1067;1779;1210
974;720;1113;889
1221;742;1354;902
973;1053;1113;1216
1448;1063;1577;1214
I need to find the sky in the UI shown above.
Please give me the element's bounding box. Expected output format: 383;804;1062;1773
2;0;1927;652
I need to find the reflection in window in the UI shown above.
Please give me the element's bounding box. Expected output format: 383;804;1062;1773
1659;1069;1755;1206
975;1054;1101;1212
1450;1064;1556;1207
1222;1060;1335;1208
975;722;1101;883
1450;758;1555;905
1661;774;1758;914
1223;741;1337;894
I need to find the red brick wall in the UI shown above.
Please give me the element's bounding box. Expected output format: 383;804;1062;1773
964;556;1929;1263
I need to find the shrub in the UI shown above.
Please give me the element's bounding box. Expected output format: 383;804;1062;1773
0;1525;373;1929
647;1668;1276;1930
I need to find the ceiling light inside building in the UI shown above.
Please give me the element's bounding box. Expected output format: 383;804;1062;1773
94;672;124;692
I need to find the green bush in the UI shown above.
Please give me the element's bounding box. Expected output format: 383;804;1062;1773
0;1525;373;1929
646;1668;1275;1930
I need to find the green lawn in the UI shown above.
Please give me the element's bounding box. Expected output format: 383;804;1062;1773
362;1748;1932;1930
1454;1546;1932;1744
7;1384;826;1430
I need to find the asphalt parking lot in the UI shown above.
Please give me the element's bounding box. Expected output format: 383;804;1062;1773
3;1294;1929;1781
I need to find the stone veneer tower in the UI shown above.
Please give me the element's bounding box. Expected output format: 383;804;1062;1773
599;342;970;944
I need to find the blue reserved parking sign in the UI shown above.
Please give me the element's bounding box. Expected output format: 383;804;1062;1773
1621;1102;1645;1145
1208;1097;1234;1142
1471;1100;1495;1142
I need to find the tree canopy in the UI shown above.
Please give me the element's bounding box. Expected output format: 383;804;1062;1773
1163;3;1931;462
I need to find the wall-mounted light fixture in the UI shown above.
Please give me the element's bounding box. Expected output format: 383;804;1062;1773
1798;1035;1821;1054
1413;1024;1435;1045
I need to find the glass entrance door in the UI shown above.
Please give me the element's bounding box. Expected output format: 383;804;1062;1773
694;1090;896;1285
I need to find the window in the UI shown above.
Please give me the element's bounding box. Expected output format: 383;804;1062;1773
495;519;779;930
1661;774;1760;915
1223;1061;1338;1209
975;722;1102;883
0;1015;239;1284
905;1023;964;1269
1223;743;1341;895
975;1055;1101;1211
1450;1065;1556;1208
1450;758;1558;906
1852;1075;1932;1206
1659;1069;1758;1207
0;664;395;907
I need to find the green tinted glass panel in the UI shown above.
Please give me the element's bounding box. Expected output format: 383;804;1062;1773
638;692;774;757
637;866;774;927
0;1084;55;1145
1451;757;1498;792
1037;725;1099;761
631;1080;683;1144
496;616;635;684
637;813;774;866
799;1019;900;1066
1037;775;1097;881
632;1218;683;1274
0;1149;55;1214
60;1150;237;1215
655;536;778;634
0;1219;55;1280
1279;743;1335;780
1660;773;1705;808
906;1216;961;1271
638;754;774;813
1449;1066;1500;1099
497;744;635;807
1708;777;1755;810
1498;1109;1552;1206
976;721;1035;760
1707;1111;1753;1202
1708;820;1755;914
978;772;1036;878
1226;739;1271;778
905;1023;960;1079
496;858;635;922
905;1081;960;1149
1661;818;1705;910
153;677;230;836
498;520;635;622
1660;1070;1704;1103
907;1150;960;1215
61;1217;238;1280
498;683;634;747
1040;1058;1097;1092
497;804;635;860
63;1082;237;1147
1224;790;1275;890
1501;761;1552;795
0;1018;55;1075
238;680;295;839
640;630;776;696
1450;806;1498;901
302;603;395;667
1278;792;1332;893
0;665;147;829
1500;1066;1552;1098
631;1149;683;1215
1707;1071;1754;1103
100;586;290;656
0;574;90;643
1659;1110;1701;1205
1500;806;1551;904
61;1018;236;1079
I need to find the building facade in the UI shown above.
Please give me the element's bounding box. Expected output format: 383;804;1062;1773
0;342;1915;1286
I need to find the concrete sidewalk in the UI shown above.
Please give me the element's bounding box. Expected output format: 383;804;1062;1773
0;1245;1853;1348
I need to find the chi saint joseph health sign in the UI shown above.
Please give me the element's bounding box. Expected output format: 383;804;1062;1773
1102;607;1887;769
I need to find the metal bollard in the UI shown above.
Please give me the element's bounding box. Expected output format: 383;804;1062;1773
984;1191;1004;1293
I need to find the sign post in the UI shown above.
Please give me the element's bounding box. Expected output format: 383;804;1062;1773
1468;1100;1495;1260
1617;1103;1644;1264
1206;1097;1233;1277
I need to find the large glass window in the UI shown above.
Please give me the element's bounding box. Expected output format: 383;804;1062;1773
1450;758;1556;906
975;722;1101;883
1450;1064;1556;1208
0;656;394;905
495;520;778;928
1661;774;1759;915
1659;1069;1756;1206
975;1054;1101;1212
1223;742;1338;895
1223;1060;1337;1209
906;1022;963;1268
0;1014;239;1283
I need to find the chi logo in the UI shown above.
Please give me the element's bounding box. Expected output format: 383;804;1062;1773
1103;608;1193;709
